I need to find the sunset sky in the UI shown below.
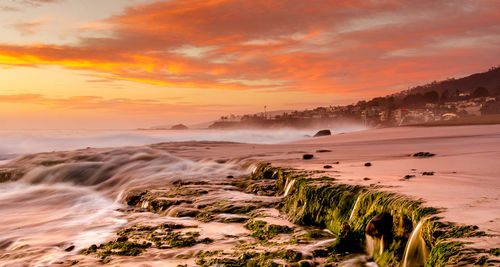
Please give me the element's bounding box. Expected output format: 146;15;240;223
1;0;499;129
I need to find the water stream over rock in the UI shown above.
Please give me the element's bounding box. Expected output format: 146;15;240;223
402;220;429;267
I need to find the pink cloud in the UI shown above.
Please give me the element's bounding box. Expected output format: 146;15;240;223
0;0;499;96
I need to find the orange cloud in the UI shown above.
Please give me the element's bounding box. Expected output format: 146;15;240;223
0;93;240;115
1;0;499;96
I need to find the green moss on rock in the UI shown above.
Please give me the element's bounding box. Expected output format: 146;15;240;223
244;220;293;240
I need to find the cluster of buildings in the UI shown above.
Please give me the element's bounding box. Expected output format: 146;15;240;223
214;92;499;128
357;96;498;127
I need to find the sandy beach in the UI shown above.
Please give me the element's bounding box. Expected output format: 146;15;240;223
153;124;500;248
1;124;499;266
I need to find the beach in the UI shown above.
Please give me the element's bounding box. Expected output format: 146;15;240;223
0;124;499;266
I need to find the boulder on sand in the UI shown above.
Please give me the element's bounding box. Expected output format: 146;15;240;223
313;129;331;137
303;154;314;160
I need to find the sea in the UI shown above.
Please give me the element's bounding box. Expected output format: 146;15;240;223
0;126;366;266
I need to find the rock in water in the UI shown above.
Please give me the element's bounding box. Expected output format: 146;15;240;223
116;236;128;242
313;129;331;137
170;124;188;130
303;154;314;160
339;222;351;239
366;214;393;238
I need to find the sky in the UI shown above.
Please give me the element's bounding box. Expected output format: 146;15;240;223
0;0;499;129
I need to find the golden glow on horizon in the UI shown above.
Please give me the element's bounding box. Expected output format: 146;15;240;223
1;0;499;129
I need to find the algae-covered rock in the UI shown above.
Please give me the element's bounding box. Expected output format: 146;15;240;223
366;214;393;238
244;220;293;240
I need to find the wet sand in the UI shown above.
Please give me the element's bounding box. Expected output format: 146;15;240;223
153;124;500;249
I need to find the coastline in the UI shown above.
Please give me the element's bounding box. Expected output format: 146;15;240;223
1;124;499;266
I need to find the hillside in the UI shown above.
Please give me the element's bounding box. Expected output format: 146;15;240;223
402;66;500;96
211;66;500;129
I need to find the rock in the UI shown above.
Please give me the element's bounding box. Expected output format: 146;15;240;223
64;245;75;252
302;154;314;160
333;161;340;164
323;165;332;169
123;190;147;206
0;169;14;183
412;152;435;157
432;230;445;240
316;149;332;153
226;175;234;178
296;260;312;267
116;236;128;242
363;177;371;180
404;174;416;179
366;214;393;238
339;222;351;239
364;162;372;167
170;124;188;130
168;207;200;217
422;171;434;176
313;129;331;137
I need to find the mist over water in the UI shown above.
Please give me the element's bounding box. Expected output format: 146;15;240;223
0;126;366;159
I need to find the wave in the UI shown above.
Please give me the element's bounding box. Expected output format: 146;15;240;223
8;147;246;199
0;126;366;159
0;182;125;266
0;146;249;265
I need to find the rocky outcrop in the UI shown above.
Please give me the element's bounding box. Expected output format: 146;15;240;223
250;163;490;266
313;129;331;137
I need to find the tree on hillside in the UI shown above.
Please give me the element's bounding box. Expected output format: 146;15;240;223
440;90;449;103
423;91;439;103
472;87;489;98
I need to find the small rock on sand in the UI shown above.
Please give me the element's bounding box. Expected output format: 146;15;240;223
412;152;435;157
364;162;372;167
316;149;332;153
403;174;416;180
323;165;332;169
303;154;314;160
